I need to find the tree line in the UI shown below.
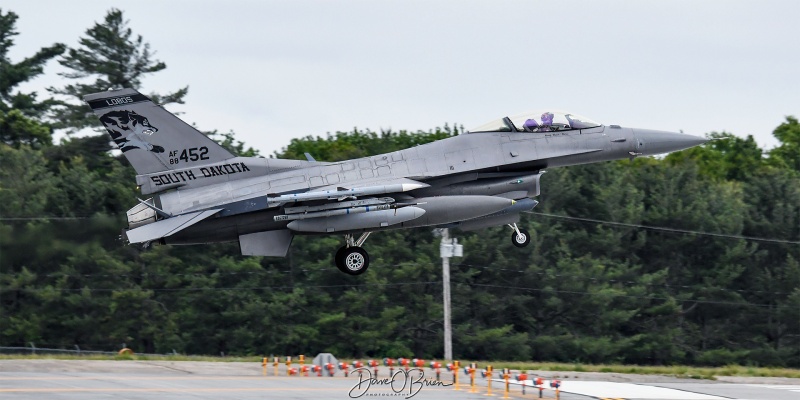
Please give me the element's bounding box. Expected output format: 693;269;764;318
1;8;799;367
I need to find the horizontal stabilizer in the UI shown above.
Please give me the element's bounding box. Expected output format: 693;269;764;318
125;209;222;244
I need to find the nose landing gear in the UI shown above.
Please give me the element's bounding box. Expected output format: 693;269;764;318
508;223;531;247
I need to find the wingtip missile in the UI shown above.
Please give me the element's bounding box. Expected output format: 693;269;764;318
267;181;430;204
401;182;427;192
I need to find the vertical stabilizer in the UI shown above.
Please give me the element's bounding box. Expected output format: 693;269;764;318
84;88;234;175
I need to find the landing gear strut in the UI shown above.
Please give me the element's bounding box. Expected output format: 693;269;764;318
335;232;371;275
508;223;531;248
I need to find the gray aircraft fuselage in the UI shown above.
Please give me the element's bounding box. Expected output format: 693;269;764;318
157;125;697;244
84;88;707;275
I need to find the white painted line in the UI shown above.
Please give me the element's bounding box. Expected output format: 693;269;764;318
745;384;800;393
493;380;729;400
746;385;800;390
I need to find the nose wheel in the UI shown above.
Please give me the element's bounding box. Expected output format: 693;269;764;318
334;232;371;275
508;223;531;248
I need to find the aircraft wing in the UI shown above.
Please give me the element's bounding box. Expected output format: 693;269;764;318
125;209;223;244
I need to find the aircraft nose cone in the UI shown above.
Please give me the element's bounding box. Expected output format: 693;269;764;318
633;129;707;156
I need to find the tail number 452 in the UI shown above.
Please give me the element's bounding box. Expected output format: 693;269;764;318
169;147;210;164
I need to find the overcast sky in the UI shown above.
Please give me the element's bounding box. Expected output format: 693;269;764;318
5;0;799;156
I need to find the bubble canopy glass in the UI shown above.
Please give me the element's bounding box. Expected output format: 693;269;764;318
469;110;601;133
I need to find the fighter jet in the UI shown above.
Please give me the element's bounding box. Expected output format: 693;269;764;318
85;89;707;275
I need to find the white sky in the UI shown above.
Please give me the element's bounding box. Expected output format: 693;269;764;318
5;0;799;156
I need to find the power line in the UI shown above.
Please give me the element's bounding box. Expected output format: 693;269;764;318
526;211;800;245
4;211;796;244
5;212;795;245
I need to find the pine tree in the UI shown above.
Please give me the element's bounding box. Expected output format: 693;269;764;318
49;8;187;133
0;9;65;116
0;109;51;148
0;9;64;148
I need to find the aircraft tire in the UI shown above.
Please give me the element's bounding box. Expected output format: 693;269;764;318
335;246;348;273
340;246;370;275
511;228;531;248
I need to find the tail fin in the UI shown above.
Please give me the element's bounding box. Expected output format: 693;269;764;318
84;88;234;175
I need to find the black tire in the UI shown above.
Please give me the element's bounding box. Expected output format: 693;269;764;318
339;246;370;275
334;246;348;273
511;228;531;248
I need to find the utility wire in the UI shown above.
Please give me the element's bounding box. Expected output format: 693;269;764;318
4;212;796;244
526;211;800;245
4;207;797;244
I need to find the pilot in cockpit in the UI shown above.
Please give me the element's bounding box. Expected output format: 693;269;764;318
469;110;601;134
522;111;555;133
540;112;554;131
522;118;538;132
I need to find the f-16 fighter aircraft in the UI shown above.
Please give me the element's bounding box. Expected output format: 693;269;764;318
85;89;707;275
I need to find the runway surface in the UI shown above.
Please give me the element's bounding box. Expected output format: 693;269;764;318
1;360;799;400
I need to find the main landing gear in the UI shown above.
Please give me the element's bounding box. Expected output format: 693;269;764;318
335;232;372;275
333;225;530;275
508;223;531;248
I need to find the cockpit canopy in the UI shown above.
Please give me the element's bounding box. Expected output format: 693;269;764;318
469;110;601;133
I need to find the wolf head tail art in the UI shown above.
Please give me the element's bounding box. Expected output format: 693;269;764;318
99;110;164;153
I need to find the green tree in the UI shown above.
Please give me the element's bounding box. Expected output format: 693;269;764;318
0;9;64;148
0;110;51;148
768;116;800;172
49;8;187;133
0;9;65;117
665;132;763;181
277;125;461;161
0;144;55;218
739;167;800;362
